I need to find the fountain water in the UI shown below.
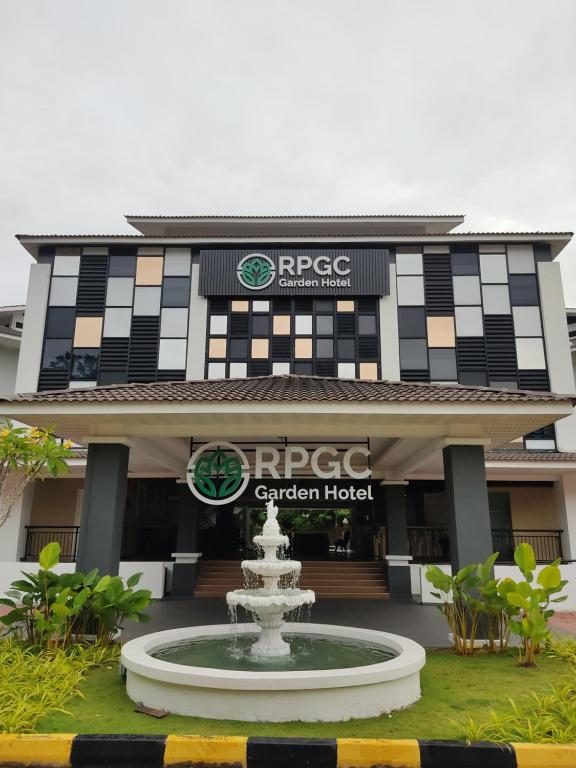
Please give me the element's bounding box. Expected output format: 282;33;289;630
226;499;315;657
121;500;426;721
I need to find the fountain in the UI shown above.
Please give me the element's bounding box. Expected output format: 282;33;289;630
226;499;315;657
121;500;426;722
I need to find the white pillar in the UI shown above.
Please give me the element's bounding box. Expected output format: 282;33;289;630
15;263;51;395
380;262;400;380
555;472;576;561
0;480;35;561
186;259;208;380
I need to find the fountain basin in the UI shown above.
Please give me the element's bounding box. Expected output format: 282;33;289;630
121;623;426;722
242;560;302;578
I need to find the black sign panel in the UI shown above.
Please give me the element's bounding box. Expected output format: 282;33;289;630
199;248;389;296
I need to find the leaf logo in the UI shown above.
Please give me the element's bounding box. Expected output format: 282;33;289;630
187;441;250;505
237;253;276;291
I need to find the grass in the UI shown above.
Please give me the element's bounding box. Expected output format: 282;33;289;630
35;650;570;740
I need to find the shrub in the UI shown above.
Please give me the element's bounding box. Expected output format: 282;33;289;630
0;638;119;733
0;542;152;648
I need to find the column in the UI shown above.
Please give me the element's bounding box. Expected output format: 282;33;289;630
75;443;129;575
171;484;202;596
0;480;35;561
15;263;51;394
555;472;576;561
443;445;493;571
383;483;412;598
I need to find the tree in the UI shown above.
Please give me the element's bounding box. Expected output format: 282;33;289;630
0;420;73;528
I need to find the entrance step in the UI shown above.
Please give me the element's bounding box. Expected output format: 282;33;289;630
194;560;389;599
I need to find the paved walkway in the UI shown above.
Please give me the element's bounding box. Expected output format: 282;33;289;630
121;598;453;647
550;612;576;636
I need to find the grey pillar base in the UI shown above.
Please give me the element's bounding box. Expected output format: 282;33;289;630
171;563;199;596
387;565;412;599
383;484;412;599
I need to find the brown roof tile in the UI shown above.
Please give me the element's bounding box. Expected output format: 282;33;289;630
5;375;575;406
486;449;576;462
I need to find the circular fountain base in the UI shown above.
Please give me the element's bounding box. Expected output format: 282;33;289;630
121;623;426;722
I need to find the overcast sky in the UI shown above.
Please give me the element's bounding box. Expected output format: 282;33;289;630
1;0;575;306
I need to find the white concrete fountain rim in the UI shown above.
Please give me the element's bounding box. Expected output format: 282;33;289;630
120;622;426;691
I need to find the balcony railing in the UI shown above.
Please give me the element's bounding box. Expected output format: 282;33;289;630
407;526;563;564
23;526;79;562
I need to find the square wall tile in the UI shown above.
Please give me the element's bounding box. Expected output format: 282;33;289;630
512;306;542;336
138;246;164;256
252;338;270;358
230;338;249;358
229;362;248;377
397;276;425;306
273;315;291;335
509;275;539;305
209;338;227;358
53;255;81;276
209;315;228;335
516;337;546;369
103;308;132;338
398;308;426;337
427;316;455;348
162;277;190;307
316;339;334;358
273;362;290;375
455;306;484;337
49;277;78;306
253;300;270;312
480;253;508;283
161;308;189;337
453;276;481;305
316;315;333;335
429;348;457;380
133;286;161;315
507;245;535;274
337;300;355;312
451;252;479;275
45;308;76;338
396;252;423;275
232;300;249;312
294;338;312;358
164;248;192;276
399;339;428;370
108;256;136;277
208;362;226;379
136;256;164;285
295;315;313;335
338;363;356;379
106;277;134;306
482;284;511;314
359;362;378;380
158;339;187;369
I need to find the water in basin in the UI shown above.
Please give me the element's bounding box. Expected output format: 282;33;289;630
151;633;397;672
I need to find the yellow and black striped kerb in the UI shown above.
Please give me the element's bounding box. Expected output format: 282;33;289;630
0;734;575;767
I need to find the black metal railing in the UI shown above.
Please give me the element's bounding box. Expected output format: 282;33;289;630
23;526;79;562
407;526;563;564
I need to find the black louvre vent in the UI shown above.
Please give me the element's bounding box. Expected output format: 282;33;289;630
273;298;292;312
157;370;186;381
485;316;517;379
249;361;271;376
76;255;108;316
99;338;129;373
209;298;229;314
400;369;430;382
518;370;550;391
337;314;356;335
271;337;291;359
128;317;159;382
358;337;379;358
38;370;69;391
456;338;487;371
230;314;249;335
109;245;137;256
294;298;313;312
423;254;454;313
357;297;378;312
315;360;336;376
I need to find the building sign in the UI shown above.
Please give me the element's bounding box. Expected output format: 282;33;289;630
199;248;389;296
187;441;372;505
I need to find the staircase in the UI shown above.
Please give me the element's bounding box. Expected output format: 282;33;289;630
194;560;389;599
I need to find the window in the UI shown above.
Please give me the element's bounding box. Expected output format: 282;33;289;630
71;349;100;380
45;308;76;338
42;339;72;370
509;275;539;306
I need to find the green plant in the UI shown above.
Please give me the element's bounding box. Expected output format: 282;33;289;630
476;561;516;654
425;560;487;655
0;637;119;733
546;634;576;664
0;542;151;648
504;543;567;667
0;420;73;528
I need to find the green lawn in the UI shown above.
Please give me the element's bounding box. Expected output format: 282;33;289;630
36;650;569;740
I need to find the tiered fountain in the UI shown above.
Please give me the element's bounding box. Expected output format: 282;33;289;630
121;500;426;722
226;500;315;657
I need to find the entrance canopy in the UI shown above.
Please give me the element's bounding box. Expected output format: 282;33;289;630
1;376;574;481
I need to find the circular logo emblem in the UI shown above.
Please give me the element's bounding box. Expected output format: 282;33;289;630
187;441;250;506
236;253;276;291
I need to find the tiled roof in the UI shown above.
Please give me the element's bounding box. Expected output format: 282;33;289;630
124;214;466;220
5;376;575;406
486;449;576;462
15;231;574;239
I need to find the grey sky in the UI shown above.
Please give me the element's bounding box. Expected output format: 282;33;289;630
1;0;575;306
